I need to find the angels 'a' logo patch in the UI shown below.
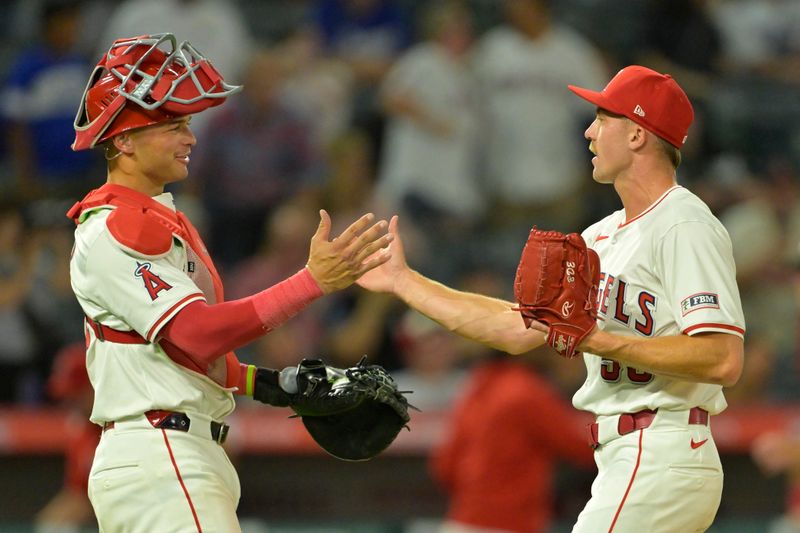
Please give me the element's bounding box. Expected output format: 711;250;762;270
135;262;173;300
680;292;719;316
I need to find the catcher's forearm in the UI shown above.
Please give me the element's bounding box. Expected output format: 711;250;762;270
584;329;743;386
395;269;545;354
160;268;322;367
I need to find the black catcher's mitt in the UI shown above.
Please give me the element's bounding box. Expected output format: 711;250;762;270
290;357;413;461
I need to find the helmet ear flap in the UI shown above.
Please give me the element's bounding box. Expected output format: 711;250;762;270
72;67;128;151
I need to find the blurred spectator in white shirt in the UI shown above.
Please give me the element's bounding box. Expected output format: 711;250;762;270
472;0;608;275
376;1;485;283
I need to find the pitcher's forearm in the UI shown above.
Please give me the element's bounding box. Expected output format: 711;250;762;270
395;269;545;354
583;329;744;386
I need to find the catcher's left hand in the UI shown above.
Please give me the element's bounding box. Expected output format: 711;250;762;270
514;227;601;358
286;357;414;461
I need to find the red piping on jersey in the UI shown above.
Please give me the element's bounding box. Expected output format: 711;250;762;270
608;429;644;532
682;306;721;317
683;323;745;336
618;186;683;228
595;235;609;242
161;429;203;532
147;293;205;341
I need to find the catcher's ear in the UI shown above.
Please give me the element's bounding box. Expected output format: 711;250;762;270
112;133;134;155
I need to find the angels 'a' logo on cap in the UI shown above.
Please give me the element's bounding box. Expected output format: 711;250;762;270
633;104;645;117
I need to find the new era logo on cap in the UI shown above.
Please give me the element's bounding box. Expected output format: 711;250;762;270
567;65;694;148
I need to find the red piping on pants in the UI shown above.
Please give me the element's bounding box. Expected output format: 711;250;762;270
609;429;644;532
161;429;203;532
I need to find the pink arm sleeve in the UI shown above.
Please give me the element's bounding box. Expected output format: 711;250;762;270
159;268;322;383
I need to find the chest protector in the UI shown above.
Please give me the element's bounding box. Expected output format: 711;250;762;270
68;183;240;388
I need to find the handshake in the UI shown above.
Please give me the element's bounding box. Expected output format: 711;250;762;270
252;357;413;461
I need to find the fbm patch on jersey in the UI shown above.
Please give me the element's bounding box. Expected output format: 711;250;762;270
680;292;719;316
135;261;173;300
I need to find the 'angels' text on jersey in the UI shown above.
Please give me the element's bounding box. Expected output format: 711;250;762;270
597;272;657;337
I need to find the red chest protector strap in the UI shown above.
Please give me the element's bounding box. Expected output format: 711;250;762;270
68;183;241;388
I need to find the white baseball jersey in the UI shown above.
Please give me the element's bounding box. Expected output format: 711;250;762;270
70;191;236;424
573;185;745;416
472;26;608;205
378;42;484;218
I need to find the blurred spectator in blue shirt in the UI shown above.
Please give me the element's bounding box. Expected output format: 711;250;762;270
311;0;412;87
1;0;98;199
308;0;413;134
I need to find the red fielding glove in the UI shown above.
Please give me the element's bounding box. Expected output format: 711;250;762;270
514;227;601;358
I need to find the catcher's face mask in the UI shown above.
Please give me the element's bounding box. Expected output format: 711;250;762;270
72;33;242;150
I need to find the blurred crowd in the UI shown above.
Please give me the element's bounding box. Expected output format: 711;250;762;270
3;0;800;529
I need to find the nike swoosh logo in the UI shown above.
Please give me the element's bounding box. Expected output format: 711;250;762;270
690;438;708;449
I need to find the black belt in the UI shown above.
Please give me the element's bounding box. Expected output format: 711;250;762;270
103;410;229;445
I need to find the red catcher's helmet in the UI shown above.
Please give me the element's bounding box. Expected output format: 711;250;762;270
72;33;242;151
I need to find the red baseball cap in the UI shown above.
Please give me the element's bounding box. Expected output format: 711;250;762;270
568;65;694;148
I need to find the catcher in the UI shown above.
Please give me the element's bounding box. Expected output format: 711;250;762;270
68;33;409;532
359;66;745;532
